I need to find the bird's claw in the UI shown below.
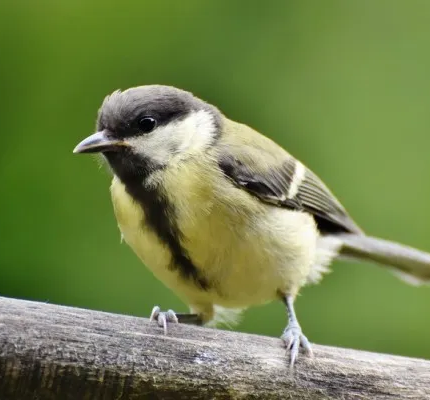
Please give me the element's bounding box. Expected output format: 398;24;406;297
149;305;178;335
281;323;313;367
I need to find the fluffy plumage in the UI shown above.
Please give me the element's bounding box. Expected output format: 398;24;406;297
74;84;430;365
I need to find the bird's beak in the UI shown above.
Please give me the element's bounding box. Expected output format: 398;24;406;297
73;130;129;154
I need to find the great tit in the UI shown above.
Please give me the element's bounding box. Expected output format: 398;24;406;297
74;85;430;365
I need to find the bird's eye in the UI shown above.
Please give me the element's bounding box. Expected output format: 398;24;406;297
137;117;157;133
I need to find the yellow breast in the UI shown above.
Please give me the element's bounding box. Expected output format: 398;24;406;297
109;155;318;309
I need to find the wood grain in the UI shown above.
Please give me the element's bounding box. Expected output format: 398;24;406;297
0;296;429;399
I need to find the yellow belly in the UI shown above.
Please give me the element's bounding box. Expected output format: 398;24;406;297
110;167;318;311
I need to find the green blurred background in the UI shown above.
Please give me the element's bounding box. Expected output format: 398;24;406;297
1;0;430;359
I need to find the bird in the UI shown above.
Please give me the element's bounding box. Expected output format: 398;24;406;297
74;85;430;366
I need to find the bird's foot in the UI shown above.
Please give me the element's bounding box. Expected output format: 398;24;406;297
281;323;313;366
149;305;178;335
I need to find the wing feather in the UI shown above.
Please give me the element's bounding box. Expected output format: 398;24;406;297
218;146;362;235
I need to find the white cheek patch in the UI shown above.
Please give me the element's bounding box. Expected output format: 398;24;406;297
126;110;217;165
176;109;216;153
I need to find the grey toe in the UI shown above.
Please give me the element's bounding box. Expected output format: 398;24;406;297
281;325;313;366
149;306;178;335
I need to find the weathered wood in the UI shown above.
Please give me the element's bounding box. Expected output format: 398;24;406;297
0;296;429;399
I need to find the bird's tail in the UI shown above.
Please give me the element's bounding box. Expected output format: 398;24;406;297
336;234;430;285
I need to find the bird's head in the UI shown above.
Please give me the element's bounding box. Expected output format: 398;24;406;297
74;85;222;180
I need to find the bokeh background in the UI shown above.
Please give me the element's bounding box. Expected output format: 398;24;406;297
1;0;430;360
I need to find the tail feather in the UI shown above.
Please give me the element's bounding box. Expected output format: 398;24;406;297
336;234;430;284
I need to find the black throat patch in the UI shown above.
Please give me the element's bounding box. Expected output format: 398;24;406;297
106;152;209;290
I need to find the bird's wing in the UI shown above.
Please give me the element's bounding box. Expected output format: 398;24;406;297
216;123;362;235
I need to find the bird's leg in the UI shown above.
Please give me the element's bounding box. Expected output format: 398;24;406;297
280;294;313;366
149;306;203;335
